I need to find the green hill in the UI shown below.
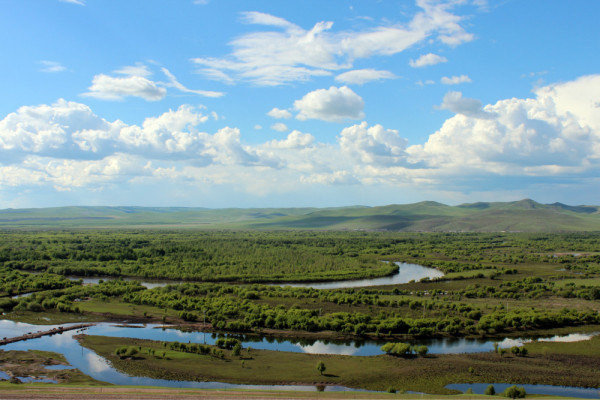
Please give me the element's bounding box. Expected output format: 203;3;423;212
0;199;599;231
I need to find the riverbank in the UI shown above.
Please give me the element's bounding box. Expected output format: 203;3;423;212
0;384;497;399
78;334;600;394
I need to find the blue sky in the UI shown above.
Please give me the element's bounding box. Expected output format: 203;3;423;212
0;0;599;208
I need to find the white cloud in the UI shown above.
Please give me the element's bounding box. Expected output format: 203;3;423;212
266;130;315;149
408;75;600;175
339;121;408;165
441;75;472;85
294;86;364;122
83;74;167;101
192;2;476;86
39;61;67;73
535;74;600;131
300;171;358;185
438;91;495;119
267;108;292;119
114;64;152;78
254;124;262;130
335;69;396;85
59;0;84;5
161;68;224;98
83;64;224;101
271;122;288;132
409;53;447;68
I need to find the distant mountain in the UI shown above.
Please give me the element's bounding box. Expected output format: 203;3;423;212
0;199;599;231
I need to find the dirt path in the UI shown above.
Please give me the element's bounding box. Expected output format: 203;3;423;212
0;324;94;345
0;386;440;399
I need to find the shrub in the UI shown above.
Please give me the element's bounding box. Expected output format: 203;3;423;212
484;385;496;396
381;342;412;357
503;385;526;398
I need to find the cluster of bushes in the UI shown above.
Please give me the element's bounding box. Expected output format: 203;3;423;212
115;346;138;359
381;342;428;357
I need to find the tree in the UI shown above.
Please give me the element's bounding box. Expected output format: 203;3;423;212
232;342;242;357
317;361;326;375
504;385;526;399
416;345;429;357
484;385;496;396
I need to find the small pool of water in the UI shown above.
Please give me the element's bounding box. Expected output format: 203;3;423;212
276;262;444;289
44;364;76;370
447;383;600;399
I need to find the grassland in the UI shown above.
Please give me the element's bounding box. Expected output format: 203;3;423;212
1;199;599;231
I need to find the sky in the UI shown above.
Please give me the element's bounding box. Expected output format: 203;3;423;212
0;0;599;208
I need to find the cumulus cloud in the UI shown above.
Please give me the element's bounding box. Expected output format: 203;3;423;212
0;99;264;166
335;69;396;85
409;53;447;68
192;2;476;86
266;130;315;149
294;86;364;122
409;75;600;175
339;121;408;165
267;108;292;119
270;122;288;132
438;91;496;119
441;75;472;85
39;61;67;73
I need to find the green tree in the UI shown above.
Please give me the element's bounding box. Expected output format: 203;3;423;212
503;385;526;399
317;361;326;375
484;385;496;396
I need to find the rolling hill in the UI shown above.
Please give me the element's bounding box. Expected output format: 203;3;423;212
0;199;599;231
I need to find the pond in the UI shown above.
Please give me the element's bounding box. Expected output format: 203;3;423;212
446;383;600;399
